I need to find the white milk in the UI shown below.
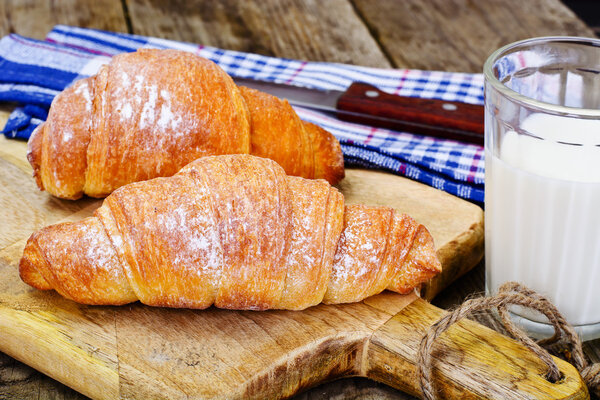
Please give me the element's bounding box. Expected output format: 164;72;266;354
485;113;600;326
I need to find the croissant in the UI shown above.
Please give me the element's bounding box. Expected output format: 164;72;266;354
27;49;344;200
19;155;441;310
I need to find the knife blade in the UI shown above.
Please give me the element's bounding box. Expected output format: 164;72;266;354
233;77;484;145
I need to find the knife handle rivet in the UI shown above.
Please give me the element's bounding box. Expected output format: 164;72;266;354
365;90;380;98
442;103;458;111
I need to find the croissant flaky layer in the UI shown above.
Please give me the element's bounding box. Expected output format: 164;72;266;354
27;49;344;200
20;155;441;310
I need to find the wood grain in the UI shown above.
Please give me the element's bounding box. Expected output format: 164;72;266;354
0;0;128;38
0;137;101;250
352;0;597;72
125;0;392;67
367;298;587;399
0;252;589;400
0;350;87;400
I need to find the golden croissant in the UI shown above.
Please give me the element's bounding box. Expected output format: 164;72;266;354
27;49;344;200
19;155;441;310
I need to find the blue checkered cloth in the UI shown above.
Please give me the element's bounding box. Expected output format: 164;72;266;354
0;25;485;202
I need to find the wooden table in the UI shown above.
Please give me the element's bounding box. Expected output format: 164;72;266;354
0;1;598;399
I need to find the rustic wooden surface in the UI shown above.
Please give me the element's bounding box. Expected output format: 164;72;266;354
352;0;595;72
0;0;598;399
0;0;128;39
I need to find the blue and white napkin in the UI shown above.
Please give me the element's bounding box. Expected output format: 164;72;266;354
0;25;485;202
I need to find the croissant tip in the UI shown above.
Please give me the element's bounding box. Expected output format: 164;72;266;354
27;123;45;191
19;232;52;291
328;157;346;185
301;121;345;185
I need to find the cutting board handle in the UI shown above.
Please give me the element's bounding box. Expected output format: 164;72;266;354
364;298;588;399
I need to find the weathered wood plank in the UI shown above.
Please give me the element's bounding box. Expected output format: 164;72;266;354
0;350;409;400
0;351;87;400
352;0;597;72
0;0;128;39
125;0;392;67
0;136;102;251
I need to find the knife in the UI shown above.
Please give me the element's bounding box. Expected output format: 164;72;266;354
233;77;484;146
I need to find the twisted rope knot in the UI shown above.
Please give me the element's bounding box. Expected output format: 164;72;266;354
417;281;600;400
581;364;600;397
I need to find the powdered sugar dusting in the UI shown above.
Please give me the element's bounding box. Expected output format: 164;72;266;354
104;175;224;307
157;89;183;132
120;71;130;86
156;104;176;130
121;103;133;119
62;128;73;143
134;74;144;91
74;80;92;112
154;188;223;280
331;229;371;284
38;219;124;296
275;178;335;309
325;206;388;303
83;222;118;278
139;84;157;128
111;233;124;248
107;64;188;143
110;70;140;123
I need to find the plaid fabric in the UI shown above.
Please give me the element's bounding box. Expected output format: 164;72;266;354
0;25;485;202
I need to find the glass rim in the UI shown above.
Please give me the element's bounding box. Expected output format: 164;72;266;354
483;36;600;118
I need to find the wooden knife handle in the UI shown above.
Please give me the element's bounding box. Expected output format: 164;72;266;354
365;298;588;399
337;82;484;146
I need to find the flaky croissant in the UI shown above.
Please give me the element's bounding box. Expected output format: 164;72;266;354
27;49;344;200
19;155;441;310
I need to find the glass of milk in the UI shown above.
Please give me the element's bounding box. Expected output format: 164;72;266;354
484;37;600;340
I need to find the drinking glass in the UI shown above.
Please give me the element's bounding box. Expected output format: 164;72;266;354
484;37;600;340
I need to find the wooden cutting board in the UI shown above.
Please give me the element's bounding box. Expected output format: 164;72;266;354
0;136;587;399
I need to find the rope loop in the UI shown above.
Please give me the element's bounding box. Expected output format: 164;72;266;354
417;282;600;399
